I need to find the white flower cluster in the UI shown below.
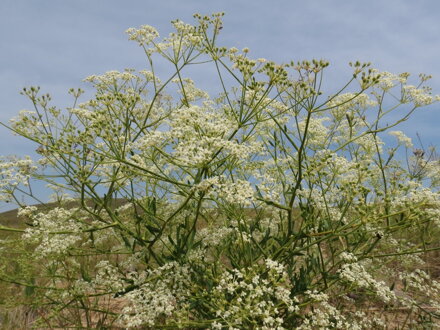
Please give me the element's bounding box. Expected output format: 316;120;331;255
164;20;204;51
126;18;205;58
299;290;385;329
167;104;260;167
397;269;440;313
9;110;44;137
297;117;330;148
339;251;358;263
117;262;192;327
194;176;255;206
400;269;440;296
403;85;440;106
390;185;440;224
327;93;377;120
125;25;159;46
425;156;440;187
212;260;298;329
93;261;127;292
128;130;167;152
260;212;280;235
84;69;139;87
373;71;408;91
197;226;234;247
252;158;289;201
388;130;413;148
172;78;209;102
170;103;223;146
0;156;36;201
21;206;84;258
171;19;198;35
299;290;348;329
216;179;255;206
338;253;396;303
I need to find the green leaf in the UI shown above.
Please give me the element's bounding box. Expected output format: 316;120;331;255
146;224;161;234
25;277;35;297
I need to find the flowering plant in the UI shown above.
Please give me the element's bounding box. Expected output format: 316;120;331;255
1;13;440;328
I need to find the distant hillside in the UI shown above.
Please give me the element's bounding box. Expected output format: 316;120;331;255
0;199;131;230
0;207;19;229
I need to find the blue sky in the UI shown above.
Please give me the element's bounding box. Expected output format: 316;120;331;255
1;0;439;210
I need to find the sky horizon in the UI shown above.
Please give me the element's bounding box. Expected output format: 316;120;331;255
1;0;439;211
